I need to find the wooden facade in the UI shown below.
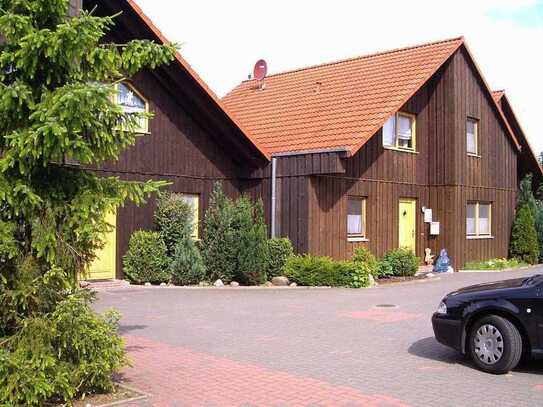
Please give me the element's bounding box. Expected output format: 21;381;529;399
84;0;539;278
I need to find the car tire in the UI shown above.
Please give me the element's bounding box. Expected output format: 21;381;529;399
468;315;522;374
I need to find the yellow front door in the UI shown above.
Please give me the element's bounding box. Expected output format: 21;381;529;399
88;210;117;280
399;199;416;253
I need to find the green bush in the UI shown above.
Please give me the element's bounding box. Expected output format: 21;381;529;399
380;248;419;277
352;247;378;277
464;258;527;270
285;255;370;288
170;237;206;285
0;290;128;406
510;205;539;265
233;197;268;285
155;191;196;256
123;231;169;284
202;183;237;283
376;261;394;279
266;238;295;278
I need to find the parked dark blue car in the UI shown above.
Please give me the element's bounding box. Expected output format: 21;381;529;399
432;275;543;374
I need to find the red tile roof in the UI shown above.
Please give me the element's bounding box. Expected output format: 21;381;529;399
125;0;270;160
223;37;465;155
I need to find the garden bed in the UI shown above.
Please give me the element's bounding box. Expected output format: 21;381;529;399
376;274;429;285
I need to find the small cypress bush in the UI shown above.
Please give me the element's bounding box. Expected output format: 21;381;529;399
123;231;169;284
266;238;295;278
380;248;419;277
510;205;539;265
233;197;268;285
202;183;237;283
170;237;206;285
155;191;195;256
352;247;379;277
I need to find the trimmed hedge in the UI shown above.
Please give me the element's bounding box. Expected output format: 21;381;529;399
266;238;294;278
284;255;370;288
379;248;419;277
123;231;169;284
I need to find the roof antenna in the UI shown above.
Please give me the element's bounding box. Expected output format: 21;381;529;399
253;59;268;90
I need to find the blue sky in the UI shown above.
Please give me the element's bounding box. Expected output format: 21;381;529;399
137;0;543;157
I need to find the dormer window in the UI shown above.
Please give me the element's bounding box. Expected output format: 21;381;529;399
382;112;416;151
116;83;149;133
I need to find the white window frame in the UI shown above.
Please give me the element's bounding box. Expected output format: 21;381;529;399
467;118;479;156
115;82;149;134
467;202;492;239
382;112;417;152
347;197;367;241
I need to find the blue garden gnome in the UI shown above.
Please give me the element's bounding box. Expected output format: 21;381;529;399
433;249;451;273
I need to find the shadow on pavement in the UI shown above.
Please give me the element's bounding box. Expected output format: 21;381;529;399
119;324;147;335
408;336;466;364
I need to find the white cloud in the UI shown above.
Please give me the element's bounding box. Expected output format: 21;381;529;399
134;0;543;156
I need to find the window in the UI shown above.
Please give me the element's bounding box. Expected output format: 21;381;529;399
180;194;200;239
116;83;149;133
382;112;416;151
467;118;478;155
467;202;492;238
347;197;366;238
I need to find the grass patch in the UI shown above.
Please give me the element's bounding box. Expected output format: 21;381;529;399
463;258;529;270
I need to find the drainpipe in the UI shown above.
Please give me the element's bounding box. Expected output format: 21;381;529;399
271;157;277;238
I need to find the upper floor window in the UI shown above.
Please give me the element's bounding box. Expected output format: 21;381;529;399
347;197;367;239
467;202;491;238
467;118;479;156
116;82;149;133
383;112;416;151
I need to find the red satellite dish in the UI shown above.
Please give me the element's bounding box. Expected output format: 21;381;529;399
253;59;268;81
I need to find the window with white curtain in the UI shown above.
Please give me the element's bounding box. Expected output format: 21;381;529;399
347;197;366;237
382;112;416;151
467;202;492;238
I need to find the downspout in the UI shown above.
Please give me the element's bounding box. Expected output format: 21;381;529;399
271;157;277;238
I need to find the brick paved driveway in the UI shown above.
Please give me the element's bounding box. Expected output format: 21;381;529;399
95;269;543;407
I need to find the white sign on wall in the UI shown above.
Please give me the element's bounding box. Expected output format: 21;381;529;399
424;208;433;223
430;222;440;236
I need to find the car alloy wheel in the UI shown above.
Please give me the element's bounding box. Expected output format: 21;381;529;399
473;324;503;365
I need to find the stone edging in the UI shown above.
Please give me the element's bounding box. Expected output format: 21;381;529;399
458;264;541;273
93;383;150;407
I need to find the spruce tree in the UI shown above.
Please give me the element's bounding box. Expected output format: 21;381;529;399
510;205;539;265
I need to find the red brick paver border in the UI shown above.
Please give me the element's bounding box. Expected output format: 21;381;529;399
122;335;411;407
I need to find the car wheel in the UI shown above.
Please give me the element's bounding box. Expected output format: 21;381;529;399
468;315;522;374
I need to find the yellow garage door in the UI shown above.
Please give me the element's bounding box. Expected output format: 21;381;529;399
88;210;117;280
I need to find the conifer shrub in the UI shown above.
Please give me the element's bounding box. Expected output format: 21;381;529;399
155;191;195;256
266;238;295;278
170;237;206;286
123;231;169;284
510;205;539;265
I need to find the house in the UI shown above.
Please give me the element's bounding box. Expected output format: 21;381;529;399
223;37;543;269
81;0;541;279
82;0;270;280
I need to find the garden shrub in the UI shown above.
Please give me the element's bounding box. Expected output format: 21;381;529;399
170;237;206;285
232;197;268;285
0;290;127;406
352;247;379;277
266;238;295;278
285;255;370;288
380;248;419;277
202;183;237;283
155;191;195;256
510;205;539;265
123;231;169;284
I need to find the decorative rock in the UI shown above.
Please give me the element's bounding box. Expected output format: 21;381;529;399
144;282;152;287
214;279;224;287
263;281;274;287
272;276;290;286
199;281;210;287
160;282;167;287
368;274;377;287
230;281;240;287
168;282;175;287
289;282;298;287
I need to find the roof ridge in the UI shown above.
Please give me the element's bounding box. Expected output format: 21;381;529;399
243;36;464;82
